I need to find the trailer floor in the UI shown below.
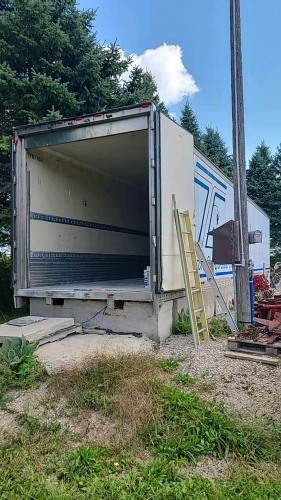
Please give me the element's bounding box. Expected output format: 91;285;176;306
17;279;153;301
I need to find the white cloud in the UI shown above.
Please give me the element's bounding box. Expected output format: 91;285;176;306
121;43;199;106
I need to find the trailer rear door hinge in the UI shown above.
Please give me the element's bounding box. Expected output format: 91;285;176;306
151;159;155;168
150;121;155;130
153;274;157;283
13;208;17;217
13;273;17;282
13;176;17;185
152;236;156;246
13;240;17;249
151;197;155;206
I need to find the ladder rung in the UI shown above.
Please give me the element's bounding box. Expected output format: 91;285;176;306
182;231;191;235
186;250;194;254
197;327;206;334
192;288;200;294
189;269;198;273
195;308;203;314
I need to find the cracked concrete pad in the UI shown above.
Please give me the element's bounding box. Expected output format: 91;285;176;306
37;333;153;374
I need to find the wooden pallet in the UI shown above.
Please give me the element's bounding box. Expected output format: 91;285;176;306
228;337;281;357
224;351;279;366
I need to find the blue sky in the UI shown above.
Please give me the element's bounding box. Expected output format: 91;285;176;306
79;0;281;162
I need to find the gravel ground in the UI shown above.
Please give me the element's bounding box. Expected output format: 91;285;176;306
2;333;281;480
159;335;281;422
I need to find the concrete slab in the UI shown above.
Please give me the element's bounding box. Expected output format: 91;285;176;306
37;333;153;374
0;317;74;343
38;324;82;346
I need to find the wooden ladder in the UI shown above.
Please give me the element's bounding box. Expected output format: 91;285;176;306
173;195;209;347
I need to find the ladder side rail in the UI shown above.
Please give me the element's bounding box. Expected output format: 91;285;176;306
184;214;210;340
173;197;200;346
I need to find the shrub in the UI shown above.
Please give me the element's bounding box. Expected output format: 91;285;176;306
0;256;13;312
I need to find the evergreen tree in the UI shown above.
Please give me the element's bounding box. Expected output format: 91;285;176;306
116;67;168;114
0;136;10;247
180;100;203;150
0;0;167;246
247;141;281;248
0;0;130;125
270;143;281;248
202;126;233;179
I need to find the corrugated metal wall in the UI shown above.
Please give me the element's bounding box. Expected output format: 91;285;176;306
30;252;149;287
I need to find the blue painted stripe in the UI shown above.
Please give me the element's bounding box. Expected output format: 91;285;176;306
194;177;209;242
196;161;228;190
206;192;226;249
199;267;270;279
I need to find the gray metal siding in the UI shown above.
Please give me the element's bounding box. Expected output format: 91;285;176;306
30;212;149;237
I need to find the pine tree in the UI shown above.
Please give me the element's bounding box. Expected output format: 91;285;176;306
247;141;280;248
0;1;131;125
0;0;167;246
180;100;203;150
0;136;10;247
270;143;281;248
117;67;168;114
202;126;233;179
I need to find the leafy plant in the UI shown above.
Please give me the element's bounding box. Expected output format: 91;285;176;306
144;386;281;463
0;336;46;408
0;335;39;369
0;257;14;313
81;390;116;410
208;317;231;338
173;309;197;335
159;358;180;372
57;446;109;480
176;373;196;386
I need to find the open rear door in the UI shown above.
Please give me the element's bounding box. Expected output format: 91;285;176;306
155;113;194;292
11;136;29;307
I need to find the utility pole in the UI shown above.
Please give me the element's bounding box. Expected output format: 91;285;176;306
230;0;251;324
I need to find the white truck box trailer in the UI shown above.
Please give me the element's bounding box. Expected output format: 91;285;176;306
194;149;270;317
11;103;270;340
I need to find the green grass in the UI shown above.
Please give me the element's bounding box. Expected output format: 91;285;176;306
159;358;180;372
1;352;281;499
176;373;196;386
144;386;281;463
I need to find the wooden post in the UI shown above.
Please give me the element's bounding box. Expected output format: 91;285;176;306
230;0;251;324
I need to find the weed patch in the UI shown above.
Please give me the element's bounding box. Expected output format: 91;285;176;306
176;373;196;386
144;386;281;463
1;352;281;499
48;353;166;446
173;309;201;335
208;317;232;338
57;445;110;480
159;358;180;372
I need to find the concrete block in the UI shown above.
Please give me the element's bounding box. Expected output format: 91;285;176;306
0;317;74;343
